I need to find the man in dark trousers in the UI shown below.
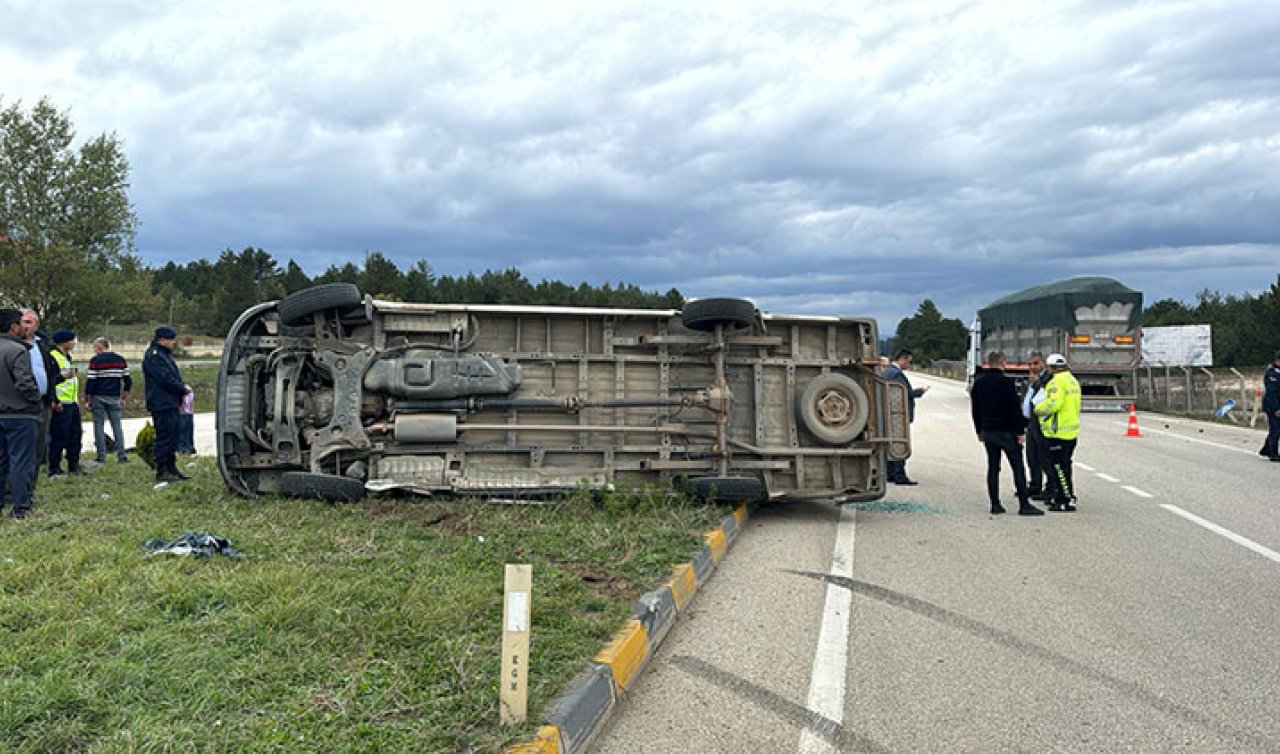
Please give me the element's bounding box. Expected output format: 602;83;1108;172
0;309;43;519
971;350;1044;516
47;329;84;476
1021;351;1051;499
19;309;60;501
1035;353;1082;511
882;348;929;485
1261;350;1280;461
143;326;190;482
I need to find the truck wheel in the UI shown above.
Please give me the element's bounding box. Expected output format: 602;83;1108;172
279;471;366;503
797;373;869;445
681;298;756;332
678;475;766;503
277;284;363;326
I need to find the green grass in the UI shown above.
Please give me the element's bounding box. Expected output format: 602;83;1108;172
0;459;733;753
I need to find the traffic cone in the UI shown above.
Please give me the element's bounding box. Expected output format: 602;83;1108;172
1125;404;1142;437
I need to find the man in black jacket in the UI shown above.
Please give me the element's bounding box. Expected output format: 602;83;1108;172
1262;350;1280;462
971;351;1043;516
143;326;190;482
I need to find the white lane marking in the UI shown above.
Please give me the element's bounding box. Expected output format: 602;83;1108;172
1074;461;1096;471
1161;505;1280;565
1118;422;1257;456
1122;485;1153;498
798;505;856;754
1096;473;1119;483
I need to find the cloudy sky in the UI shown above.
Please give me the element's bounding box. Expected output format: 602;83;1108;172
3;0;1278;330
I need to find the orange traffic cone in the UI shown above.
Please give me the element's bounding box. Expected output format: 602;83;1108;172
1125;404;1142;437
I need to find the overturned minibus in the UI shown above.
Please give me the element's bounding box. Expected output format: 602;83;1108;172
216;284;910;503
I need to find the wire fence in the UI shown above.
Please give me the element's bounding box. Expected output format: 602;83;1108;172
1135;365;1270;425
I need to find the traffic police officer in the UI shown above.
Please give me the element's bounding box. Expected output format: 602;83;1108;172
1034;353;1081;511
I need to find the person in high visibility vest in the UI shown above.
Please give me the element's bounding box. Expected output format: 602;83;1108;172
48;329;84;477
1033;353;1081;511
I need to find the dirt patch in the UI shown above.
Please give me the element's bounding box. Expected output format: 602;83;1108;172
365;501;477;536
556;560;635;601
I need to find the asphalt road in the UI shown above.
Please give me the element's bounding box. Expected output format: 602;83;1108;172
76;411;217;457
592;373;1280;753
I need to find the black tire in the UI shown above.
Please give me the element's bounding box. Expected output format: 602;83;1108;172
796;373;870;445
277;283;363;326
681;297;756;332
678;475;766;503
279;471;366;503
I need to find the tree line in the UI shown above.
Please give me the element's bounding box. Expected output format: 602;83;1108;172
2;97;680;338
151;249;684;335
1142;279;1280;366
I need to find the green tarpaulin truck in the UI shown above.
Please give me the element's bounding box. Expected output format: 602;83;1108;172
966;277;1143;411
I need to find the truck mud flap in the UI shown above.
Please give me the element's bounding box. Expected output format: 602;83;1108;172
880;381;911;461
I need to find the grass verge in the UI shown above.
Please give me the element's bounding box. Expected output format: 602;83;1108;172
0;458;732;752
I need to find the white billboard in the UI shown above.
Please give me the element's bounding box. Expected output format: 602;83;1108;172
1141;324;1212;367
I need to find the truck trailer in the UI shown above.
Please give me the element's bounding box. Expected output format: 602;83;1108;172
966;277;1143;412
216;284;913;503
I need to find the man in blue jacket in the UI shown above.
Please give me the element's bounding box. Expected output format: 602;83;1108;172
143;326;190;482
882;349;929;485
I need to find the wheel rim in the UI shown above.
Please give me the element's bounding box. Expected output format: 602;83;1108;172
814;387;855;431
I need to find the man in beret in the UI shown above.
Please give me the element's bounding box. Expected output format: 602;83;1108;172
47;329;84;476
143;326;190;482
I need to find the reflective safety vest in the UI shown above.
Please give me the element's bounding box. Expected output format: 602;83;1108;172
1034;370;1081;440
51;348;79;404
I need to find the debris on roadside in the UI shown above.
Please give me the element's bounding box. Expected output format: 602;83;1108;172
143;532;243;559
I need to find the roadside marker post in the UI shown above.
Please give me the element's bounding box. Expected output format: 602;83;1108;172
500;564;532;725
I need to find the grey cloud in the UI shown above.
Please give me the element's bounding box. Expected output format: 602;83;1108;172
8;0;1278;332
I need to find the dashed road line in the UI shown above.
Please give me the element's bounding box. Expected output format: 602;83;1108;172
1074;461;1095;471
1067;458;1278;569
1160;505;1280;565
